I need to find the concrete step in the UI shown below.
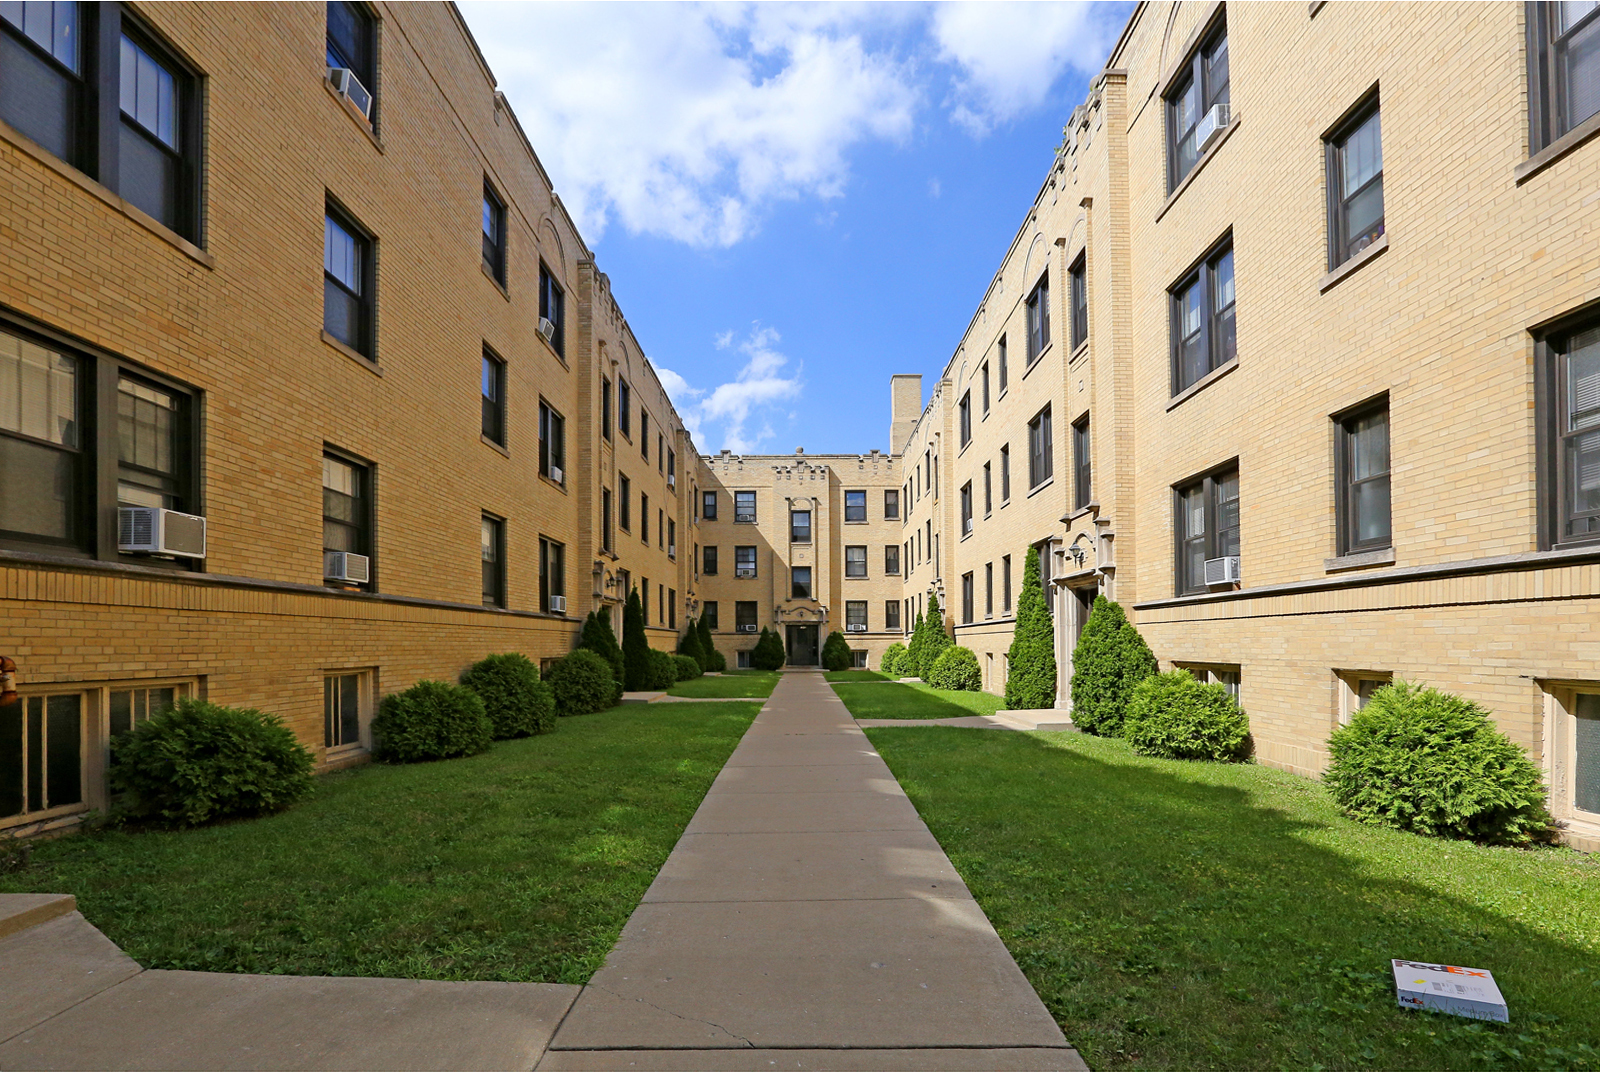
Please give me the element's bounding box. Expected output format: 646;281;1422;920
991;710;1077;732
0;910;142;1044
0;893;78;941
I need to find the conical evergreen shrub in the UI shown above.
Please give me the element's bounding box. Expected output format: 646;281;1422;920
1005;549;1057;709
1069;595;1157;736
821;629;853;671
905;612;925;680
750;627;787;671
578;610;626;701
622;586;651;690
677;617;707;670
697;614;724;671
918;592;951;681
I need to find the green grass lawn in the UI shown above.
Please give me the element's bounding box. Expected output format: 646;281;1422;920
863;727;1600;1070
0;702;761;984
666;670;780;698
823;670;895;682
832;681;1006;719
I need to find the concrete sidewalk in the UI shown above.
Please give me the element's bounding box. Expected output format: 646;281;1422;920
541;672;1086;1070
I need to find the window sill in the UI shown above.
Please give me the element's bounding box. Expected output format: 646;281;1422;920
481;435;510;458
1324;547;1395;573
481;262;510;300
1026;478;1055;500
324;78;384;153
1319;234;1389;293
1165;357;1239;411
958;439;972;458
0;118;215;270
540;472;567;494
1065;500;1100;524
1069;340;1089;364
535;330;571;371
1155;116;1242;224
1022;346;1054;380
1516;108;1600;185
321;331;383;376
845;575;870;581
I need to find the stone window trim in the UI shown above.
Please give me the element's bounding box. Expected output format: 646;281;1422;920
1155;116;1242;225
1164;356;1239;412
1540;681;1600;848
1318;234;1389;294
1525;2;1600;170
1517;106;1600;184
1534;301;1600;551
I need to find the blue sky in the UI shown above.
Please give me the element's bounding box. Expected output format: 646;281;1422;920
457;2;1132;455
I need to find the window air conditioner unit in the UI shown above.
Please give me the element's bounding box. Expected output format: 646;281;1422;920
846;624;867;633
549;594;567;614
324;550;370;583
668;473;676;488
964;518;973;534
668;545;676;558
119;506;207;559
739;623;758;633
537;317;557;344
549;464;563;484
326;67;373;119
1196;102;1230;153
735;568;756;578
735;512;756;523
1203;555;1242;586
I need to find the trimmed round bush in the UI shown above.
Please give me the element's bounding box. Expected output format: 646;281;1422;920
646;647;678;690
881;642;907;677
928;646;981;691
821;630;854;671
372;680;493;762
460;653;555;738
110;699;314;827
1324;681;1556;846
546;649;617;716
1124;670;1249;761
673;653;702;682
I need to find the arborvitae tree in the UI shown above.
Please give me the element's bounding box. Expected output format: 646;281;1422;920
696;614;723;671
905;612;926;680
1068;595;1157;736
578;611;625;699
751;626;787;671
622;586;651;691
1005;549;1058;709
919;591;951;681
677;617;707;670
821;629;853;671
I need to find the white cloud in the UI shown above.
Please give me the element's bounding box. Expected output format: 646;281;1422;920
661;325;803;453
931;2;1117;135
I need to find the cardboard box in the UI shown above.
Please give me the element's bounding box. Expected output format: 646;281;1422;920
1392;960;1509;1022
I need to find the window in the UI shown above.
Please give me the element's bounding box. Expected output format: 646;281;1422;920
323;451;371;587
791;507;812;543
1000;444;1011;502
1026;274;1050;363
1002;554;1012;612
482;181;506;284
326;0;375;114
960;481;973;535
1170;238;1236;394
656;506;663;547
842;545;867;579
983;462;992;516
118;27;196;237
116;372;192;514
640;580;648;623
538;262;565;357
641;493;649;543
845;489;866;522
539;399;564;481
1175;466;1241;596
1166;18;1229;191
602;378;613;441
481;514;505;607
1570;692;1600;819
1;1;88;168
1327;97;1384;269
478;350;505;445
641;412;649;459
668;519;676;557
735;601;757;632
107;683;180;740
981;363;991;414
658;583;665;624
619;475;631;531
886;600;901;631
1528;2;1600;153
985;562;994;617
703;546;720;576
668;449;676;486
324;205;374;357
959;392;972;447
997;335;1008;394
702;490;718;520
1073;416;1091;510
703;601;719;630
1541;317;1600;545
540;536;565;614
792;566;812;599
618;378;631;437
961;572;974;624
1337;401;1391;554
1070;253;1088;350
668;587;676;629
846;601;868;630
885;544;900;575
1337;669;1391;725
657;435;664;471
735;490;756;522
601;488;613;552
323;671;369;751
735;545;756;576
1028;405;1053;489
1179;664;1242;704
884;488;899;520
1;689;84;822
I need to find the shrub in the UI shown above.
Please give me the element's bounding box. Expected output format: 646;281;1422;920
579;611;626;702
1324;681;1557;846
110;699;314;826
622;586;651;691
750;627;786;671
928;646;981;691
1124;670;1249;761
697;615;725;672
677;620;708;672
672;653;702;682
1005;549;1057;710
821;630;854;671
1069;596;1157;736
459;653;555;738
904;613;925;679
918;593;951;681
545;649;616;716
881;642;907;677
372;680;493;762
646;647;678;690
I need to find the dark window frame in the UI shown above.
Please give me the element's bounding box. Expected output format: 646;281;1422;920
997;335;1008;394
960;480;973;535
1164;14;1229;193
1072;415;1091;510
601;377;613;441
1028;405;1053;489
958;391;972;447
538;261;565;357
539;535;565;614
791;565;812;600
961;571;974;624
481;512;505;608
1168;232;1236;395
883;488;899;520
1528;1;1600;153
735;490;757;523
844;489;867;522
845;544;868;578
320;447;374;590
702;600;719;631
1000;443;1011;501
538;397;564;482
617;378;630;438
790;506;812;544
481;347;505;446
482;179;506;284
1025;273;1051;364
324;199;375;358
885;599;901;631
885;543;900;575
703;544;718;575
326;0;376;112
702;489;717;520
1536;306;1600;548
1172;462;1240;597
735;600;758;631
1334;396;1392;556
1069;252;1088;351
734;544;757;575
845;600;868;630
1325;91;1384;270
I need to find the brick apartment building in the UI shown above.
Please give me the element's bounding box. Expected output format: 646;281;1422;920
0;1;700;836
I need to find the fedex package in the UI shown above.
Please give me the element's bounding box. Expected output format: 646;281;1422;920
1392;959;1509;1022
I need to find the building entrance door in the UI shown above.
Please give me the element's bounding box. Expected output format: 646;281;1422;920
786;624;819;666
1062;583;1099;711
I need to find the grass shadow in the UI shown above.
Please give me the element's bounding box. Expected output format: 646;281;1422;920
667;672;779;699
833;682;1004;719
